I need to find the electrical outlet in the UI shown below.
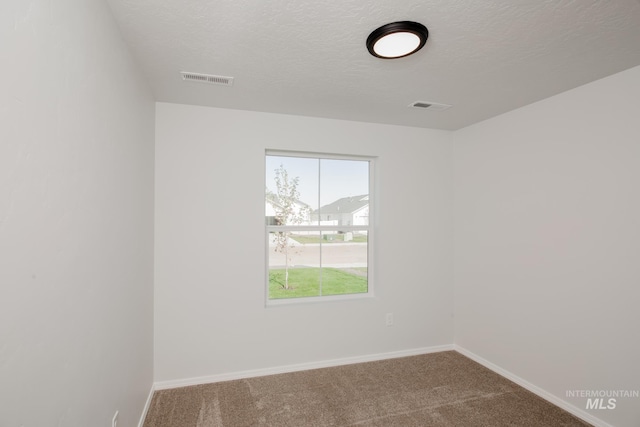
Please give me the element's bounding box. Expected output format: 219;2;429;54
112;411;119;427
385;313;394;326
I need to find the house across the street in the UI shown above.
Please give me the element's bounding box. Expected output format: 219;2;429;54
265;192;311;225
311;195;369;226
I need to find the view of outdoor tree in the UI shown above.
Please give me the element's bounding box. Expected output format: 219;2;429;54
268;164;310;289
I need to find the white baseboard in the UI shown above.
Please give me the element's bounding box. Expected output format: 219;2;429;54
153;344;455;391
454;345;612;427
137;383;155;427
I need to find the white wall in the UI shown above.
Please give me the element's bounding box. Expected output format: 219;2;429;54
453;66;640;427
0;1;155;426
155;103;453;382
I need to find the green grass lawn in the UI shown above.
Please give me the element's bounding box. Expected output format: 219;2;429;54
269;267;367;299
289;234;368;244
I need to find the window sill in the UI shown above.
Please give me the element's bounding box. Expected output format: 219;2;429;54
266;292;375;307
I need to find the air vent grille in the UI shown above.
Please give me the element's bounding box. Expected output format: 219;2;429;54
181;72;234;86
409;101;452;111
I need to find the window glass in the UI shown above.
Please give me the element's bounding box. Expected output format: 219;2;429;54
266;152;373;303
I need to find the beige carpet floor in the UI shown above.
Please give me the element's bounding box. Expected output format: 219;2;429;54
143;351;592;426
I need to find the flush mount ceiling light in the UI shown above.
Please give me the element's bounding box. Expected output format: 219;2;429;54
366;21;429;59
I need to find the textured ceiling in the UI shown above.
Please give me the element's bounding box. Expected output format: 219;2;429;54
105;0;640;130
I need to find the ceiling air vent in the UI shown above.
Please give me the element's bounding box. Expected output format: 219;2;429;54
181;72;234;86
409;101;452;111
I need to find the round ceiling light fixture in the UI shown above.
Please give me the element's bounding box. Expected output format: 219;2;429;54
366;21;429;59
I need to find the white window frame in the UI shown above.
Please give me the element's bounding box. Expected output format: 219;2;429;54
265;150;375;306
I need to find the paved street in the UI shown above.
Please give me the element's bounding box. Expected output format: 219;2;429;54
268;242;367;269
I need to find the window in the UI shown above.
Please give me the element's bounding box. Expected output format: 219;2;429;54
265;151;374;303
